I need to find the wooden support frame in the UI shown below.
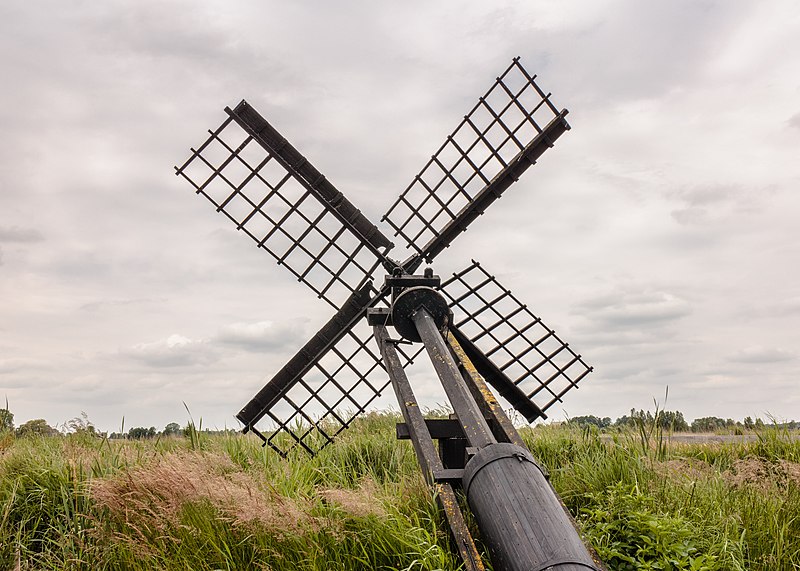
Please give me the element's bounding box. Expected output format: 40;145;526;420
373;323;486;571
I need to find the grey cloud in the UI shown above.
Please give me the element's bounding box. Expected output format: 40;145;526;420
0;226;44;243
683;373;750;391
739;297;800;320
91;3;238;60
598;365;642;381
577;290;691;329
769;297;800;316
601;364;684;382
789;113;800;130
123;334;219;368
671;207;710;226
0;358;49;376
0;359;23;375
216;320;307;352
574;327;680;350
527;1;750;105
667;184;766;226
79;297;166;313
728;346;795;364
669;185;740;207
48;251;112;282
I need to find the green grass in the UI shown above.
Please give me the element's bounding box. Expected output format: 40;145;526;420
1;413;798;570
522;423;800;570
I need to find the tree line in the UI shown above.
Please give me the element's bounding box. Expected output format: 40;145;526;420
2;406;797;438
0;409;234;439
568;409;798;432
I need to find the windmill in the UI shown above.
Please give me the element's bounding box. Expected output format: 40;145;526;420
176;57;603;571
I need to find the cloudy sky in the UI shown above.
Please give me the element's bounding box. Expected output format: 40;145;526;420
2;1;798;432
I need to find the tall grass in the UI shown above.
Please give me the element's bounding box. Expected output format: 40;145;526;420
1;412;798;570
522;420;800;570
0;413;456;570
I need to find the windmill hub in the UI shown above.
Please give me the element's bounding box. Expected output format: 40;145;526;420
387;270;451;343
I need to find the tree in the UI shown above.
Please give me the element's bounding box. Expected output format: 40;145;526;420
614;409;688;432
691;416;727;433
614;414;634;427
128;426;157;439
660;410;689;432
0;408;13;433
569;415;612;429
16;419;57;437
162;422;182;436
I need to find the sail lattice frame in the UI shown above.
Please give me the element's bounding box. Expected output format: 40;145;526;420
175;114;386;309
383;57;564;257
441;260;592;414
253;318;421;457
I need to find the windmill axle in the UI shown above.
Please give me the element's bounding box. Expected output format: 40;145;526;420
463;443;600;571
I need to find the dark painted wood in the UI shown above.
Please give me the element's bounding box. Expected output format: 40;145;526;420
374;323;485;571
413;307;496;449
463;443;601;571
228;101;394;255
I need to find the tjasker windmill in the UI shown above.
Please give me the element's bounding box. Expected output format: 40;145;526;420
176;57;604;571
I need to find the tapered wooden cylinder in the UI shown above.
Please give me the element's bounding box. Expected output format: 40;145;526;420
463;443;600;571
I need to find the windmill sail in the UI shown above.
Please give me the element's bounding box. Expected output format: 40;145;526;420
175;103;392;308
441;260;592;419
382;57;570;266
237;285;419;457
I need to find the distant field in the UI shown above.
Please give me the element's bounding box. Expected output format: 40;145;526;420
1;414;798;570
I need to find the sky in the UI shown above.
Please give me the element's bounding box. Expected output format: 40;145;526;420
1;0;799;433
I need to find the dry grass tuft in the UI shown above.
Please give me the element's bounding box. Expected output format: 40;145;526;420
318;478;387;519
0;432;14;454
780;459;800;485
92;450;311;532
724;457;800;490
655;458;715;482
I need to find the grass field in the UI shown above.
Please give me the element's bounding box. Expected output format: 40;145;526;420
1;413;799;570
